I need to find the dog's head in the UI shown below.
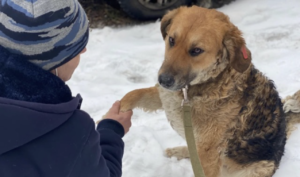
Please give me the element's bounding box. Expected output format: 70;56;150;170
158;6;251;91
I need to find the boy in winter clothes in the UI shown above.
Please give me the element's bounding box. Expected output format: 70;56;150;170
0;0;132;177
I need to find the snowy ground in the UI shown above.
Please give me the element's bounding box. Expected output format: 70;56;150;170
68;0;300;176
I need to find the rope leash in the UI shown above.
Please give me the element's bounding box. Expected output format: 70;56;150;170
181;86;206;177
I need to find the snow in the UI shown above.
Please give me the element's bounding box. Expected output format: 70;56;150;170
68;0;300;176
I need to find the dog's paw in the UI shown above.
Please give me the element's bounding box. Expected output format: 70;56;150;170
165;146;190;160
120;101;134;112
283;99;300;113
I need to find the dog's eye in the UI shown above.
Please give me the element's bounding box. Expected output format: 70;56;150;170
190;48;204;56
169;37;175;47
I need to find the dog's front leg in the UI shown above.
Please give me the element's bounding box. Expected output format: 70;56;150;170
120;84;162;112
97;85;162;124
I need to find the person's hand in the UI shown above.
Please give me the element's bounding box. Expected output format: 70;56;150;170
103;101;133;134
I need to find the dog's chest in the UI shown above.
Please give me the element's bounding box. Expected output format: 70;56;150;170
157;87;214;140
158;86;239;143
158;87;186;139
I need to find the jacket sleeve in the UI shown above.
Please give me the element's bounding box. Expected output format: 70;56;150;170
69;118;125;177
96;119;125;177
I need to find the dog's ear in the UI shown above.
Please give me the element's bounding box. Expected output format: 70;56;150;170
160;9;179;39
223;25;252;73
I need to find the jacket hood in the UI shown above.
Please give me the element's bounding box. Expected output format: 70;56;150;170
0;45;82;155
0;94;83;155
0;45;72;104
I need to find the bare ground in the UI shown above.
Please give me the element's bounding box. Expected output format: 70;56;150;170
79;0;148;28
79;0;236;28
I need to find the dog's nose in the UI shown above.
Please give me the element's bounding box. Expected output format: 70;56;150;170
159;74;175;88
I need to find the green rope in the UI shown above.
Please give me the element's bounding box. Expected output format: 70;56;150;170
182;103;206;177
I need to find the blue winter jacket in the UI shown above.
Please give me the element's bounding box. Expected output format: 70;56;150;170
0;46;125;177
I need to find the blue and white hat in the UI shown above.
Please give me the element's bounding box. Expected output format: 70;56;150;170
0;0;89;70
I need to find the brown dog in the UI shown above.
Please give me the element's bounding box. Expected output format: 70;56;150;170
120;6;294;177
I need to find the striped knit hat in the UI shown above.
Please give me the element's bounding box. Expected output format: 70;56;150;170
0;0;89;71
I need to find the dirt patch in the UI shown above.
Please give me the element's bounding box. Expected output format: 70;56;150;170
79;0;236;28
79;0;149;28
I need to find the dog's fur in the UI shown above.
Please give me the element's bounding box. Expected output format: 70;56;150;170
283;90;300;137
119;6;300;177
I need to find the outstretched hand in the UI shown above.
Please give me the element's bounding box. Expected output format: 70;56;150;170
103;101;133;134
